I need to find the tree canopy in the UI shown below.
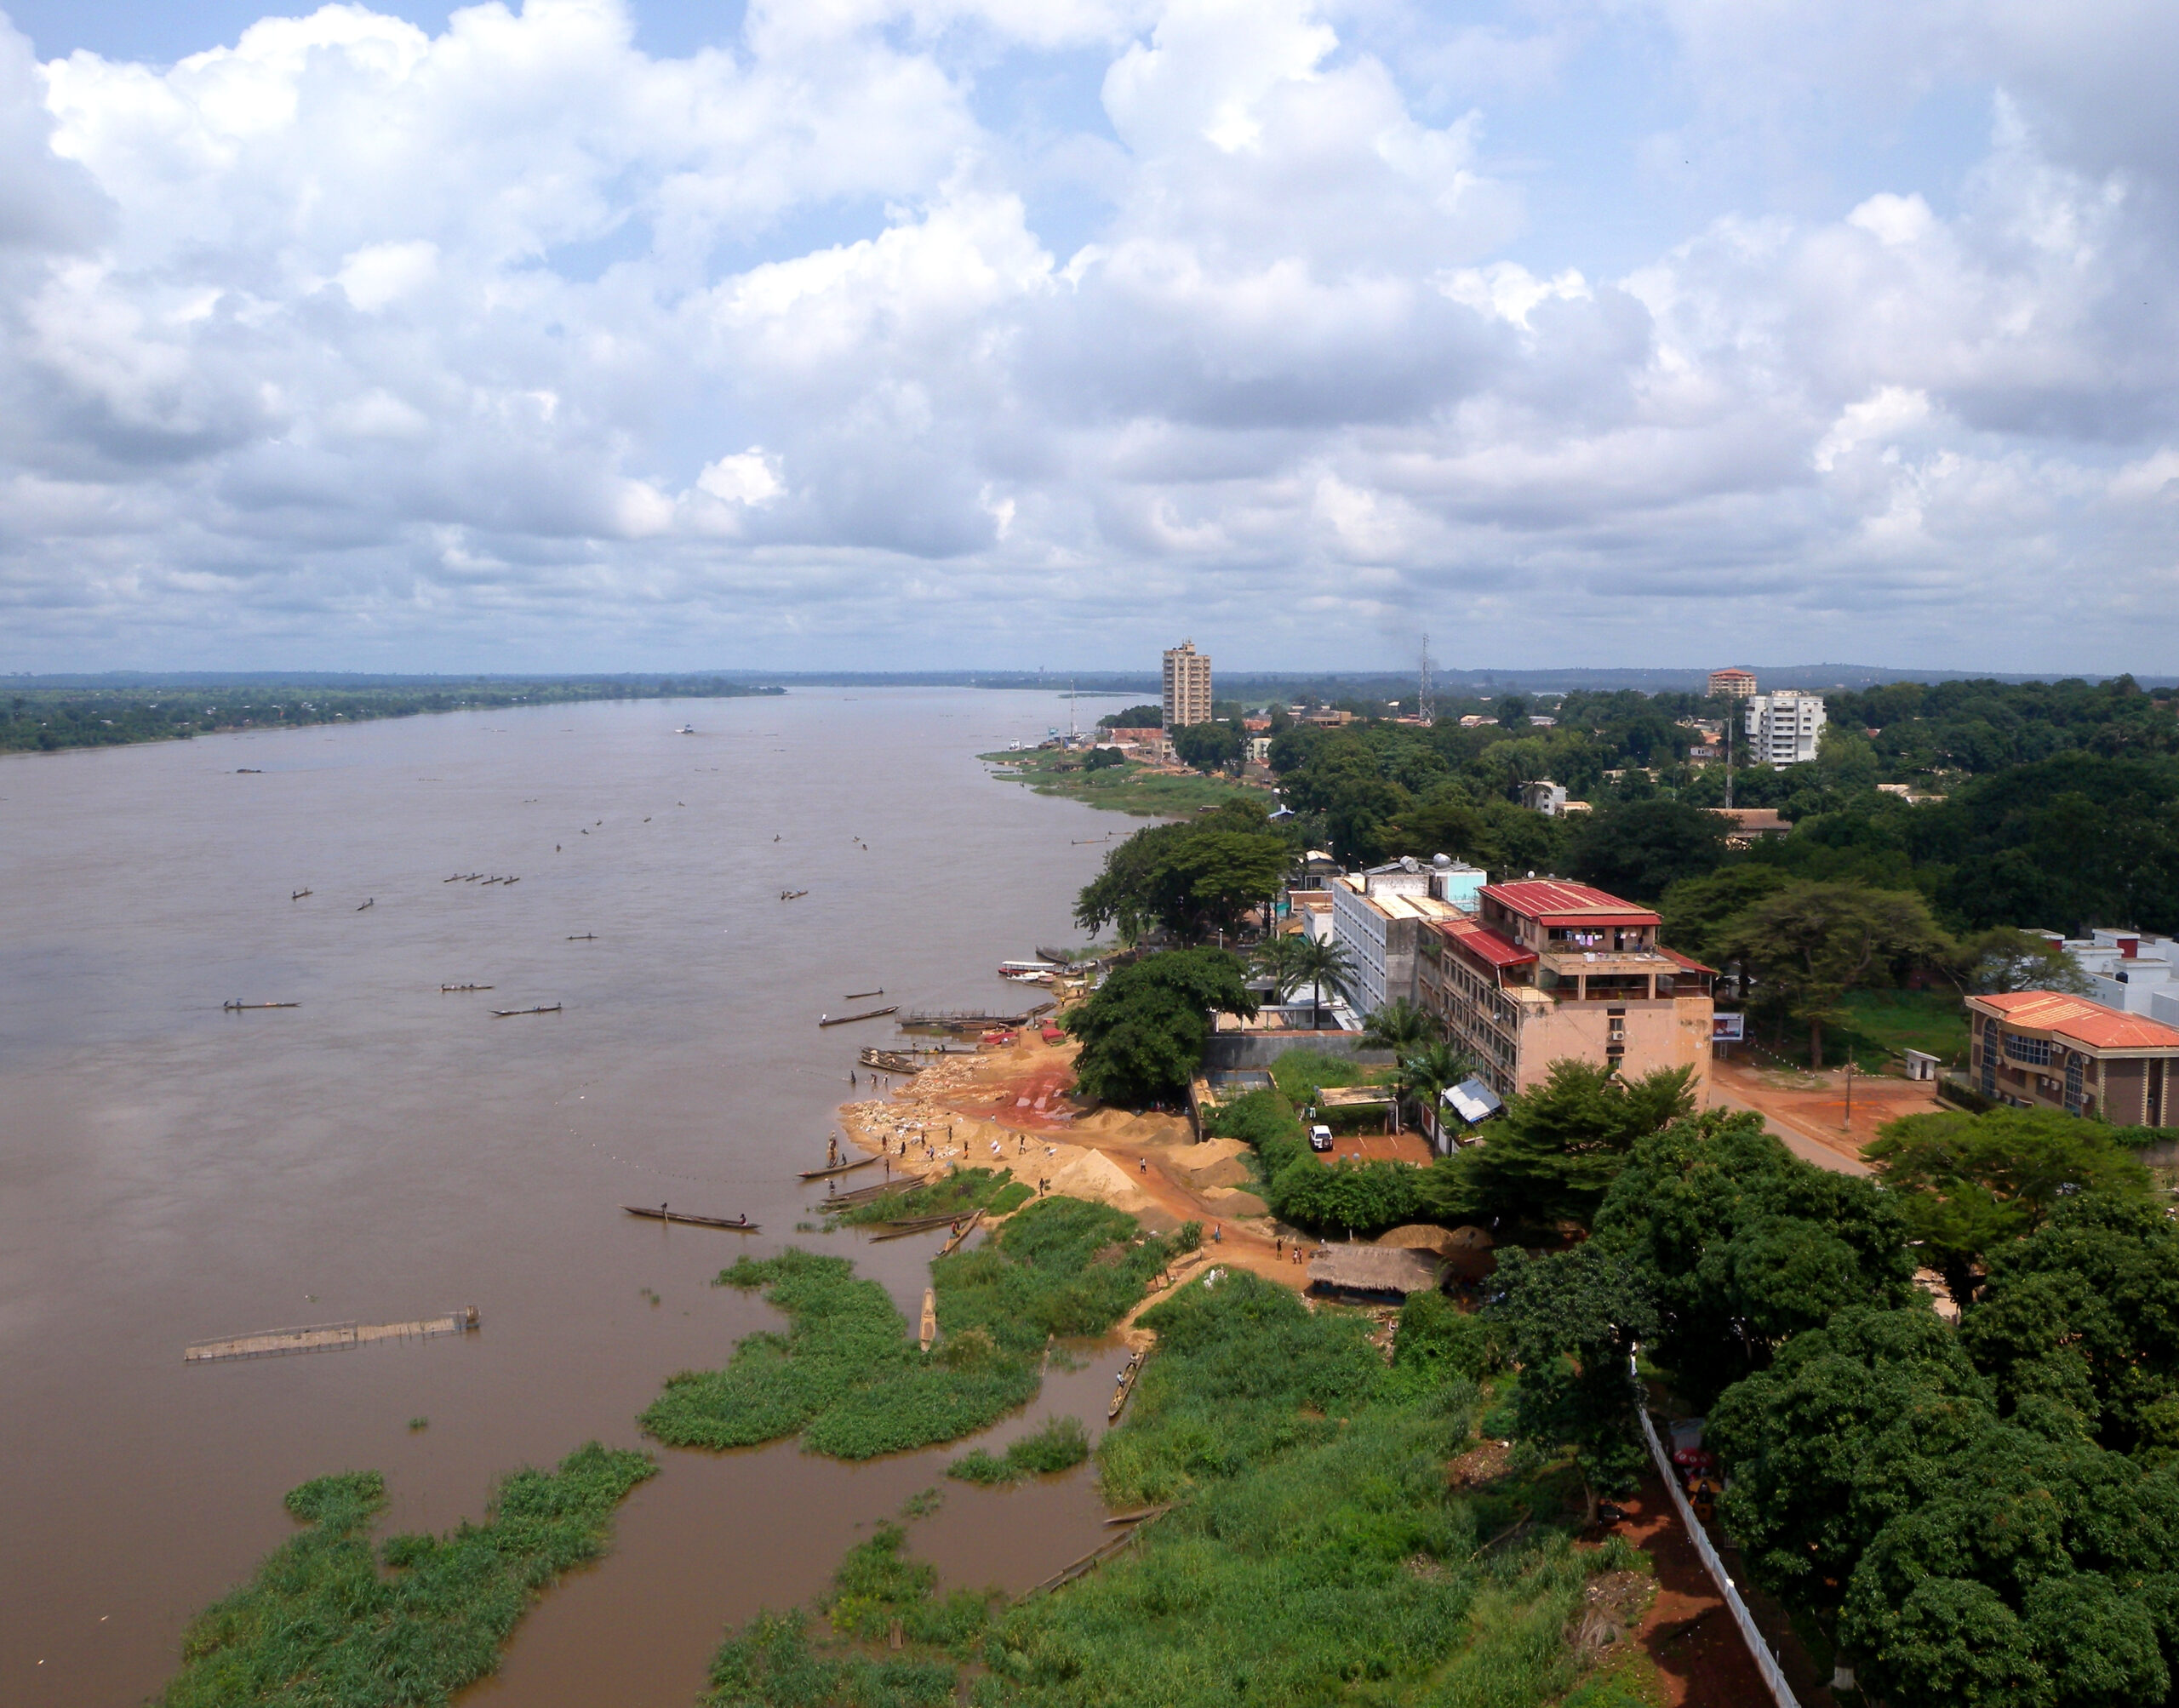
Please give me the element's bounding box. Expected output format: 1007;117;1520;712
1073;802;1291;944
1170;720;1244;774
1062;949;1256;1106
1566;798;1731;902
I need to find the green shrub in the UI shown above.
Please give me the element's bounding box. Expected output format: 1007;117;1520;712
1393;1288;1496;1385
643;1200;1174;1461
947;1416;1090;1485
164;1444;655;1708
1270;1156;1422;1237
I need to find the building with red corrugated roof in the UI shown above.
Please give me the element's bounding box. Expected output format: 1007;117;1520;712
1965;990;2179;1122
1416;878;1715;1105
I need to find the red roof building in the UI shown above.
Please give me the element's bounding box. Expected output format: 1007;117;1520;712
1418;878;1714;1106
1966;991;2179;1122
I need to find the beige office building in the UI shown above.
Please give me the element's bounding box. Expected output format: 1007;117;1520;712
1162;640;1213;728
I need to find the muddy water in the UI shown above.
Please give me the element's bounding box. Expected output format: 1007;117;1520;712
0;689;1128;1707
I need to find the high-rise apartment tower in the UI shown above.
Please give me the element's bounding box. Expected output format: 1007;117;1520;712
1162;640;1213;728
1743;690;1827;765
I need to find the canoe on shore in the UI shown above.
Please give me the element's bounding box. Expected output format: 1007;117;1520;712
819;1006;898;1028
938;1208;985;1257
857;1048;923;1074
621;1205;759;1231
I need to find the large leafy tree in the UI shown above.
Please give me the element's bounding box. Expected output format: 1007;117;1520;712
1170;720;1244;774
1427;1060;1695;1229
1566;798;1732;902
1073;803;1290;944
1866;1108;2157;1302
1707;1306;1994;1612
1593;1111;1917;1407
1488;1242;1657;1525
1656;865;1794;968
1959;1194;2179;1454
1714;880;1952;1066
1062;949;1256;1106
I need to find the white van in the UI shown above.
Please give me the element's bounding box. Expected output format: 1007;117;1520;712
1309;1123;1333;1153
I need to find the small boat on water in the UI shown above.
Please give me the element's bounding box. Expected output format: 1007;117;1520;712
491;1004;562;1017
356;899;375;911
678;724;696;734
1109;1350;1146;1421
224;1001;300;1010
622;1205;757;1231
291;888;312;900
567;934;598;941
441;984;494;993
998;960;1061;983
798;1155;882;1181
844;987;884;999
780;888;809;900
820;1006;898;1028
858;1048;922;1074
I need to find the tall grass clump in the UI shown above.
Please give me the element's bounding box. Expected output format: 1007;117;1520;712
643;1199;1175;1460
836;1166;1032;1228
700;1265;1658;1706
948;1416;1090;1485
163;1442;655;1708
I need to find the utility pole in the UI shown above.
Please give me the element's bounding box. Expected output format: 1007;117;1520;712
1724;694;1738;810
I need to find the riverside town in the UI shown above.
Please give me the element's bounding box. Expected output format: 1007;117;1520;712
19;648;2179;1708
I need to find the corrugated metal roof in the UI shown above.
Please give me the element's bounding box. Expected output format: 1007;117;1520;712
1480;880;1659;924
1972;991;2179;1052
1660;945;1719;975
1439;918;1537;968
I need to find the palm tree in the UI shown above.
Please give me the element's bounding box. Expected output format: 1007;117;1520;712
1288;934;1358;1031
1361;997;1434;1055
1250;933;1310;1003
1395;1038;1482;1142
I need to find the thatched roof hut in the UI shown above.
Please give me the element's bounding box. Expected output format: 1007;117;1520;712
1375;1224;1496;1282
1307;1243;1445;1301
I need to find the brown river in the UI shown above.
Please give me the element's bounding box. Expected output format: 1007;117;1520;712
0;688;1130;1707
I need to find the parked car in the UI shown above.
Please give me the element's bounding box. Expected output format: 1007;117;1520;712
1309;1123;1333;1152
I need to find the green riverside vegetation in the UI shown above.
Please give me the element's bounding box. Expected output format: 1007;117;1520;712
981;745;1270;816
642;1197;1176;1460
947;1415;1091;1485
162;1442;655;1708
701;1266;1660;1708
832;1165;1032;1228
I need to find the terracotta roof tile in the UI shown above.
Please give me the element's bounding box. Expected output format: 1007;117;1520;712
1481;879;1660;926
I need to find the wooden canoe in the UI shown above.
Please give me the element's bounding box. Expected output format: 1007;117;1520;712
918;1288;937;1352
819;1006;898;1028
621;1205;759;1231
798;1155;882;1180
938;1208;984;1257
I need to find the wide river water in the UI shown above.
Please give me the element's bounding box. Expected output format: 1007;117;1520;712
0;688;1131;1707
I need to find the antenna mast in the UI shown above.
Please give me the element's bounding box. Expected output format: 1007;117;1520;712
1418;632;1433;724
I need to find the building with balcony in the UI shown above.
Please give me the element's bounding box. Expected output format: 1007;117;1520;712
1707;668;1759;699
1416;879;1715;1101
1328;854;1487;1015
1161;640;1213;728
1966;990;2179;1123
1743;690;1827;765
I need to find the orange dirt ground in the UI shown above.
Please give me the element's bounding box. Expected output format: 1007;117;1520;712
1710;1055;1942;1167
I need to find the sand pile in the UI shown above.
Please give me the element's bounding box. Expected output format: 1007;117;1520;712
1168;1138;1254;1189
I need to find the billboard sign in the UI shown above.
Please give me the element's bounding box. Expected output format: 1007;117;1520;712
1712;1013;1746;1043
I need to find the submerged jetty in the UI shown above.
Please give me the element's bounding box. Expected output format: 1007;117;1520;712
186;1306;478;1364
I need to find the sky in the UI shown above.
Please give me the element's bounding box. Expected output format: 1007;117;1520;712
0;0;2174;676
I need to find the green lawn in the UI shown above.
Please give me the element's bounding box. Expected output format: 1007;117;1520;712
1835;989;1971;1072
979;749;1269;817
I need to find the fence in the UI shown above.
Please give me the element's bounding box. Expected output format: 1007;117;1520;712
1631;1366;1800;1708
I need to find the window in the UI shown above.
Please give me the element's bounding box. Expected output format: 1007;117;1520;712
2004;1033;2052;1067
2066;1054;2085;1113
1981;1034;1998;1098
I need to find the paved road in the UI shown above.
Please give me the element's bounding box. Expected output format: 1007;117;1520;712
1706;1082;1873;1176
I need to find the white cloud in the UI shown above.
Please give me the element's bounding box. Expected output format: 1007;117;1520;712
0;0;2174;670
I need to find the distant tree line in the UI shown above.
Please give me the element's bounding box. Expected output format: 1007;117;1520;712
0;677;782;754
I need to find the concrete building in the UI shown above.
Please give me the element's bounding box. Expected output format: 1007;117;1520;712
1161;640;1213;728
1708;668;1759;699
1416;879;1715;1101
1967;990;2179;1124
1743;690;1827;766
1328;855;1487;1016
2056;929;2179;1026
1519;780;1591;817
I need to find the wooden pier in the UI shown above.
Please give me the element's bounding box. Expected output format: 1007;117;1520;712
186;1306;478;1364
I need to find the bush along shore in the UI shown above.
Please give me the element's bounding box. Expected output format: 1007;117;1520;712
701;1268;1661;1708
162;1442;655;1708
642;1197;1177;1460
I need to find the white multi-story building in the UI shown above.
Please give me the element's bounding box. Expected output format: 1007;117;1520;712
1743;691;1827;766
1162;640;1212;728
2058;929;2179;1029
1328;854;1487;1016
